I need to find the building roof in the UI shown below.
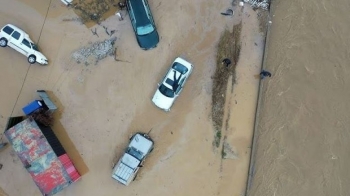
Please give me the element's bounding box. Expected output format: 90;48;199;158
4;119;74;195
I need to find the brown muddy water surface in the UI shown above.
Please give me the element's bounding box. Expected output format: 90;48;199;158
0;0;266;196
248;0;350;195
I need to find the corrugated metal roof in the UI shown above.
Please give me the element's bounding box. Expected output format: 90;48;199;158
4;119;75;196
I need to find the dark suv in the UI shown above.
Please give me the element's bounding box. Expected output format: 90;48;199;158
126;0;159;50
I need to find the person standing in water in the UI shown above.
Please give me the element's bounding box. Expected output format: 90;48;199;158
260;70;272;79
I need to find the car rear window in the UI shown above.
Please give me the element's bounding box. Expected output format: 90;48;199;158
172;62;188;74
2;26;14;35
159;84;175;98
129;0;151;26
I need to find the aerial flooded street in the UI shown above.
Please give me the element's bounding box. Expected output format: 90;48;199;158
0;0;267;195
1;0;348;196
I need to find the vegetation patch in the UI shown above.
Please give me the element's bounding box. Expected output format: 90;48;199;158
212;22;242;148
71;0;120;27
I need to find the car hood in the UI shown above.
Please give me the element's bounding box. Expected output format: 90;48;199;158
152;89;175;111
136;30;159;50
34;51;48;64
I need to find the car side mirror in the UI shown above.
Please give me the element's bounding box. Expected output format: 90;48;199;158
157;83;160;86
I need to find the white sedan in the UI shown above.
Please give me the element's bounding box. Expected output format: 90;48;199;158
0;24;48;65
152;57;193;111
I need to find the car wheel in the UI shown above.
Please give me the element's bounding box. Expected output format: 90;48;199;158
0;38;7;47
28;55;36;64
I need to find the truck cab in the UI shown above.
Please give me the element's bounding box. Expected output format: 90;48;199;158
112;133;154;185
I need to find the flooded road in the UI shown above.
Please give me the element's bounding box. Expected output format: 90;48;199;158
248;0;350;195
0;0;265;196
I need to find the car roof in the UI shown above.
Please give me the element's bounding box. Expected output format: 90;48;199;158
129;0;151;26
129;133;153;157
4;24;26;34
163;69;184;90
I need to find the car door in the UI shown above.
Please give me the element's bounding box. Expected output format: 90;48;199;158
9;31;25;55
20;38;31;56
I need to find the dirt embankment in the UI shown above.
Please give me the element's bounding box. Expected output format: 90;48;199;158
211;22;242;148
70;0;120;27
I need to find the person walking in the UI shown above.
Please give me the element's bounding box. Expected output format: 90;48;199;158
118;2;126;10
260;70;272;79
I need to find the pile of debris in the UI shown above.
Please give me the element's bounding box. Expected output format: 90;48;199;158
69;0;118;26
243;0;270;10
72;37;117;65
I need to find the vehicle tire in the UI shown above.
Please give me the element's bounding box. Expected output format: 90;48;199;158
149;147;153;153
0;38;7;47
133;174;138;181
28;55;36;64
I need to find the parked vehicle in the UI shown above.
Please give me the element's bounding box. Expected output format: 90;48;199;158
112;133;154;185
60;0;72;6
126;0;159;50
152;57;194;111
0;24;48;65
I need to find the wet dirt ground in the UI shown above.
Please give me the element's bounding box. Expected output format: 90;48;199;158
0;0;266;196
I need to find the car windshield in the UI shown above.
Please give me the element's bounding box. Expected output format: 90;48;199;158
159;84;175;98
137;24;154;35
30;43;39;51
127;147;144;160
172;62;188;74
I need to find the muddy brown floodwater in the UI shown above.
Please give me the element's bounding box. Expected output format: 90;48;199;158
248;0;350;195
0;0;266;196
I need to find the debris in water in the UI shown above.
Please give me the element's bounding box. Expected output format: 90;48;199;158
72;37;117;65
102;26;110;36
115;12;124;21
243;0;270;10
91;28;99;37
221;9;234;16
222;139;239;159
71;0;118;26
110;30;116;36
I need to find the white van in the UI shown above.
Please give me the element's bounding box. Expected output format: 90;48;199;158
0;24;48;65
112;133;154;185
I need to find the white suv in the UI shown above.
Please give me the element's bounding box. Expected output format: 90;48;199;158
0;24;48;65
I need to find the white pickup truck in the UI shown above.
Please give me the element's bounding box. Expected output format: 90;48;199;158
112;133;154;185
0;24;48;65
